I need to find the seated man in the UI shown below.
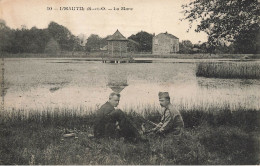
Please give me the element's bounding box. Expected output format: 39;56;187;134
93;92;145;141
150;92;184;136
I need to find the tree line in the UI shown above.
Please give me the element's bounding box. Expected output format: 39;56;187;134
76;31;255;54
0;19;257;54
0;0;259;55
85;0;259;54
0;21;84;54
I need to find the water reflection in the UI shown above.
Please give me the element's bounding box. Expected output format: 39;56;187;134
3;58;260;112
107;68;128;93
197;78;260;89
196;77;260;111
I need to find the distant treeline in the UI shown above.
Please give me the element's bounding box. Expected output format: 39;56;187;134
0;20;258;55
0;21;85;54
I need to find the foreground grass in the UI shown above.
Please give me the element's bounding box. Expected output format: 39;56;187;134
196;62;260;79
0;108;259;164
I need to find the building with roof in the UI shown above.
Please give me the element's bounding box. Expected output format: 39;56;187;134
107;30;128;57
152;32;179;54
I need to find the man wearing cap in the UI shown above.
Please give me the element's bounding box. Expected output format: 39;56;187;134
150;92;184;136
93;92;146;141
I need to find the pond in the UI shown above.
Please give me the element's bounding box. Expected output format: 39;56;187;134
2;58;260;112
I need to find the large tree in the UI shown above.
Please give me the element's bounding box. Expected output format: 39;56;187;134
47;22;73;51
182;0;259;54
128;31;153;52
179;40;193;54
0;20;13;52
85;34;102;52
45;38;60;54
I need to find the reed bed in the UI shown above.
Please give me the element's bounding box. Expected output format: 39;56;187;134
196;62;260;79
0;106;259;165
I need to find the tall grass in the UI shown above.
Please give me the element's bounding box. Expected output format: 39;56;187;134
1;105;259;131
196;62;260;79
0;106;259;164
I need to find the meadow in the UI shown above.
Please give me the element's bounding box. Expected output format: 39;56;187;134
0;106;259;165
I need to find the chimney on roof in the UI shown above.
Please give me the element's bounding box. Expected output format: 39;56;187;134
165;31;168;34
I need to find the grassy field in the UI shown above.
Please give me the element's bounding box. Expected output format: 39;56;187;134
0;107;259;165
196;62;260;79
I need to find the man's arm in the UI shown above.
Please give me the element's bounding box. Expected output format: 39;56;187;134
149;109;171;133
156;110;172;133
162;115;184;135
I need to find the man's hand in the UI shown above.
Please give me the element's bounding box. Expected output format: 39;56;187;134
150;123;162;132
143;122;164;134
156;128;164;134
150;127;157;132
153;122;163;130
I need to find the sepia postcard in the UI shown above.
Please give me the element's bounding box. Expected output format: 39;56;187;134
0;0;259;165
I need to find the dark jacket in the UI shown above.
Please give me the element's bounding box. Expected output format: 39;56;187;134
93;102;140;139
94;102;117;138
96;102;115;117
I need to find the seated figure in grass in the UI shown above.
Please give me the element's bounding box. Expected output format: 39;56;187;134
148;92;184;136
93;92;146;141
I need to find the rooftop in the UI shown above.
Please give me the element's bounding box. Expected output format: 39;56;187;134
107;30;128;41
157;32;179;39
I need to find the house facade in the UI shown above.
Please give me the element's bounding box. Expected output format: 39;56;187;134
152;32;179;54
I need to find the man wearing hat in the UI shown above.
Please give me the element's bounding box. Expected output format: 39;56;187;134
93;92;146;142
150;92;184;135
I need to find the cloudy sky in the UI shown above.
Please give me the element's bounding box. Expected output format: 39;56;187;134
0;0;208;43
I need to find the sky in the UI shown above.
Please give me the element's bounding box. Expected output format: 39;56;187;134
0;0;208;43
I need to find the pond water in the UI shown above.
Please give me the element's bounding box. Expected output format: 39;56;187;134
2;58;260;112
